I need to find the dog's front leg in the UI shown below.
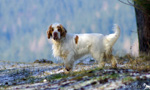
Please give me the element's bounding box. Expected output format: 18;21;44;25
98;53;105;69
64;53;75;72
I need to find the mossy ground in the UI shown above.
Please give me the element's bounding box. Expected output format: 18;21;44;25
0;56;150;89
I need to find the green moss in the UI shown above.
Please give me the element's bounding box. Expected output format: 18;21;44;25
71;75;84;81
122;76;135;83
26;77;37;84
46;73;68;81
45;67;102;82
109;73;119;79
0;86;9;89
99;73;119;80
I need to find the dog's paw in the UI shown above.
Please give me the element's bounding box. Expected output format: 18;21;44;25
111;63;117;69
98;61;105;69
65;67;72;71
63;70;69;74
62;66;72;74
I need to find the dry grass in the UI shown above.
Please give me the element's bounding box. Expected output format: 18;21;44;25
120;54;150;72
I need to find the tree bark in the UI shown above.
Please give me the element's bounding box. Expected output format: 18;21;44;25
134;7;150;55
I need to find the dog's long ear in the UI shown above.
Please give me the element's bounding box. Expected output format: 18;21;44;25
47;25;53;39
60;24;67;37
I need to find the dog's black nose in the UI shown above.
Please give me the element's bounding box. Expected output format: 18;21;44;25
53;32;59;40
54;32;58;36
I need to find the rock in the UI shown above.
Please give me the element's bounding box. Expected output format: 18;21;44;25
34;60;40;63
34;59;53;64
43;79;47;83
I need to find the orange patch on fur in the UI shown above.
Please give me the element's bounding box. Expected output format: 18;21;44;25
75;35;79;44
47;25;53;39
57;25;67;37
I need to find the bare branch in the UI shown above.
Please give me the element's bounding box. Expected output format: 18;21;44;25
127;0;134;5
118;0;132;6
118;0;150;16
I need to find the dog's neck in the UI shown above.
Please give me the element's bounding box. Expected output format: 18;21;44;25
51;36;67;58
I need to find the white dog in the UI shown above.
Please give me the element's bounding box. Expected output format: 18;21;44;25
47;23;120;71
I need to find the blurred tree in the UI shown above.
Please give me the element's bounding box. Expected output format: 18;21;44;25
119;0;150;55
134;0;150;55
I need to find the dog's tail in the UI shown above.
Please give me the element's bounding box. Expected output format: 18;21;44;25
113;24;120;37
106;24;120;46
104;24;120;54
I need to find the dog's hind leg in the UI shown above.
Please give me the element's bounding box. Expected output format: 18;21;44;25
99;53;105;68
111;55;117;68
106;54;117;68
92;53;105;69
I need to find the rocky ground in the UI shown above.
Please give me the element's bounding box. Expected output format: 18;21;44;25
0;58;150;90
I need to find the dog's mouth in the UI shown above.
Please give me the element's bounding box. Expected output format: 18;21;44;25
53;32;60;40
53;37;59;40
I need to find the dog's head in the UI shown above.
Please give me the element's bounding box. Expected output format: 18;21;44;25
47;23;67;40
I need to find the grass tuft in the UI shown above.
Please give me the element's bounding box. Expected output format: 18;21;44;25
122;76;135;84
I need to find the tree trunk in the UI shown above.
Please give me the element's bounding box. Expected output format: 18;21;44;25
134;7;150;55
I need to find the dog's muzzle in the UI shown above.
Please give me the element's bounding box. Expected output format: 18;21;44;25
53;32;59;40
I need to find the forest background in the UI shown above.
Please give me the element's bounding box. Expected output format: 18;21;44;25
0;0;138;62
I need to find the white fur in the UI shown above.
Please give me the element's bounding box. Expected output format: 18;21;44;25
52;23;61;40
50;23;120;70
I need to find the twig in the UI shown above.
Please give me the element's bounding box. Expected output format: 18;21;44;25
118;0;150;17
118;0;132;6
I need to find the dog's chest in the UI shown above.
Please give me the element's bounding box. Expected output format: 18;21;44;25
52;43;69;60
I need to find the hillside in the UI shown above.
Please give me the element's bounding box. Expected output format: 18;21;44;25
0;57;150;89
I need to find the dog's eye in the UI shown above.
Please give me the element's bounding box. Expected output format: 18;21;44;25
51;28;54;31
58;29;61;32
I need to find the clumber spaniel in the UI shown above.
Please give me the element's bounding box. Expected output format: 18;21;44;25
47;23;120;71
